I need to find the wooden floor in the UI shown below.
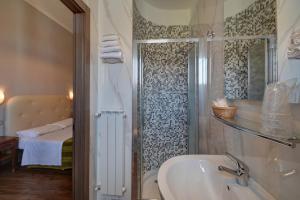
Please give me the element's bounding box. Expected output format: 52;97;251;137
0;166;72;200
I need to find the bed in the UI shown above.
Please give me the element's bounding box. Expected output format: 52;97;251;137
4;95;73;170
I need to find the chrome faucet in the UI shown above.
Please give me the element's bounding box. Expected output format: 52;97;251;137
218;152;249;186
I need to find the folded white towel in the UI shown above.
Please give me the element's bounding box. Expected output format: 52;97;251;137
100;52;123;59
103;34;119;42
20;126;72;166
102;58;124;64
212;98;229;107
101;40;120;47
101;45;122;53
100;34;123;63
17;118;73;138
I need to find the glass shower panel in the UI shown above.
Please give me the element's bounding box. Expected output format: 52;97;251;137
140;42;190;172
248;40;267;100
188;43;199;154
197;39;210;154
137;40;200;200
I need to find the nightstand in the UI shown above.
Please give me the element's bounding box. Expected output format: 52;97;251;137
0;136;18;172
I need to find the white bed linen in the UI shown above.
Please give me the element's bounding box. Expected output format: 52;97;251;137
17;118;73;138
17;124;62;138
19;126;72;166
50;118;73;128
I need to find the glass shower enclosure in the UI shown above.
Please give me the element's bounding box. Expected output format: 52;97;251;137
132;38;209;200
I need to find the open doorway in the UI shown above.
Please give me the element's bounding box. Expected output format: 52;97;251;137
0;0;90;200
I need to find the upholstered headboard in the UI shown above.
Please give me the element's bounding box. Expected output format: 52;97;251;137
5;95;72;136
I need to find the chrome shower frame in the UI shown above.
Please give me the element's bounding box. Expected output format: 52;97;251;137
132;38;209;199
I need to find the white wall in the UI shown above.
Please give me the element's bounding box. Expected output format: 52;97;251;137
277;0;300;81
97;0;133;198
79;0;132;199
24;0;73;33
83;0;133;199
135;0;191;25
190;0;224;37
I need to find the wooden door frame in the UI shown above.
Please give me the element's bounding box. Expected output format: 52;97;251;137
60;0;90;200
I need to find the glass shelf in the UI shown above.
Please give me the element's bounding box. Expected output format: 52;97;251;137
213;115;300;148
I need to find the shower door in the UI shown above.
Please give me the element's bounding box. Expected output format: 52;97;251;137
133;39;204;200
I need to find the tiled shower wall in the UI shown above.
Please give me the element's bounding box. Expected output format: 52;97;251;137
224;0;276;99
133;6;191;40
134;6;192;172
141;43;191;172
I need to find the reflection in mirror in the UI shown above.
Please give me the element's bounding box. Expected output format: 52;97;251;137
223;0;277;100
248;40;266;100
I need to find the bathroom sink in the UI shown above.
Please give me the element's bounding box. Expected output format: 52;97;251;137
158;155;275;200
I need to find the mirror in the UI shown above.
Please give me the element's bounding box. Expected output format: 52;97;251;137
223;0;277;100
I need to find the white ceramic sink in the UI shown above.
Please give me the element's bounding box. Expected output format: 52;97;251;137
158;155;275;200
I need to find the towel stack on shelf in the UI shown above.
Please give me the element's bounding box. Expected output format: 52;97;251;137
100;34;124;64
288;30;300;59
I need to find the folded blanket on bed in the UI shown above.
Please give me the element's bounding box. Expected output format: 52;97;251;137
17;124;62;138
20;126;73;166
16;118;73;138
27;138;73;170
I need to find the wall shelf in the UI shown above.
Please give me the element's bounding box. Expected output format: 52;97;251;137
213;115;300;148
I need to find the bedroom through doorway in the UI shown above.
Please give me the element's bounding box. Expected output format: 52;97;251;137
0;1;87;199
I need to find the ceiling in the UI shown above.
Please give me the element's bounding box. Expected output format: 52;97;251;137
143;0;196;10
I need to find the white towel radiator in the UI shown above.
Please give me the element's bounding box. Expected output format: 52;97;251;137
96;111;126;197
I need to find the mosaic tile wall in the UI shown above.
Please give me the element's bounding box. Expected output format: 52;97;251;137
141;43;191;171
133;6;191;40
134;6;192;172
224;0;276;99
